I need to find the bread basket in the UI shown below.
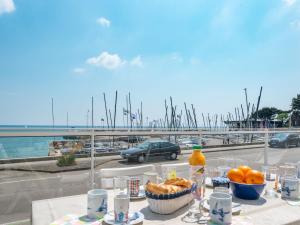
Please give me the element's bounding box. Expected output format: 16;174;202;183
145;184;195;214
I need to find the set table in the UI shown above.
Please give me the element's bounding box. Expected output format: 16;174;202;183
31;188;300;225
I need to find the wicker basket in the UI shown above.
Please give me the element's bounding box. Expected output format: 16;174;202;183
147;193;193;214
145;185;195;214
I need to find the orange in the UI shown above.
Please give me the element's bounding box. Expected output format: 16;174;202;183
238;165;252;176
227;168;245;183
245;170;264;184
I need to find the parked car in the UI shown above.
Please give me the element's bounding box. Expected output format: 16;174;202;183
120;140;180;163
81;142;112;154
179;138;206;148
119;136;145;143
269;133;300;148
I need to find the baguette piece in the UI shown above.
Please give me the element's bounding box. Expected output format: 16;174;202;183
146;177;193;195
146;182;184;195
164;178;193;189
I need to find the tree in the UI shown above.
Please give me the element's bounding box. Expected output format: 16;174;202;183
291;94;300;110
254;107;283;120
277;112;288;121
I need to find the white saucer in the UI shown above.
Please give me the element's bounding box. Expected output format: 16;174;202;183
203;200;242;215
104;212;144;225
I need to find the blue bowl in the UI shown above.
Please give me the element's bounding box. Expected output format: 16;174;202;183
230;181;266;200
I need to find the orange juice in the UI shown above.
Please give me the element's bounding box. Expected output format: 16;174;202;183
189;145;206;166
189;145;206;200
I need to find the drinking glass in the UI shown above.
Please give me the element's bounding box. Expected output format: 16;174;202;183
217;166;231;178
206;167;219;187
182;166;207;223
206;158;221;179
262;165;279;198
219;158;235;169
162;166;178;180
215;158;229;177
205;158;221;187
143;172;162;184
297;161;300;179
221;158;247;168
127;176;141;198
284;163;298;177
281;176;300;200
279;164;297;182
113;176;130;225
217;158;247;177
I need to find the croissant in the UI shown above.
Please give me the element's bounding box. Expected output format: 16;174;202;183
164;178;192;189
146;182;169;194
146;177;193;195
146;182;184;194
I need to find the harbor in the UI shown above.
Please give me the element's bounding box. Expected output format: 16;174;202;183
1;0;300;224
1;87;299;161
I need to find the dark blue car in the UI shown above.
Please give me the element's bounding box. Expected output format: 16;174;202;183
269;133;300;148
120;140;180;163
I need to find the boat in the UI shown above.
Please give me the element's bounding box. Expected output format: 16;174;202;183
81;142;113;154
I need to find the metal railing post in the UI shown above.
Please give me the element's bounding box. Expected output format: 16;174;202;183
199;130;202;147
264;129;269;166
91;129;95;189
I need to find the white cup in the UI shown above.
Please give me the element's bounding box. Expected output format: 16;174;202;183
114;193;130;223
144;172;162;184
209;192;232;225
281;177;300;200
87;189;108;219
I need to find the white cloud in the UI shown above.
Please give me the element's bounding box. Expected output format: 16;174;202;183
290;20;300;28
283;0;297;6
1;91;17;96
73;68;86;74
86;52;125;70
210;1;242;39
0;0;15;15
130;56;143;67
189;57;201;65
170;52;183;62
96;17;111;27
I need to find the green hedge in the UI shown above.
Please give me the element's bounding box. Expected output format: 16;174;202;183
57;154;76;167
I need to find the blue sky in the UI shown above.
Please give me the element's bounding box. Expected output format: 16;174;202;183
0;0;299;126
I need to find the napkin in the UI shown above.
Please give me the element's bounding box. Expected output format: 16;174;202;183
286;200;300;206
207;216;254;225
50;214;101;225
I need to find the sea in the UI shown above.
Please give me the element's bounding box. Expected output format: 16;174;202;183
0;125;95;159
0;124;210;159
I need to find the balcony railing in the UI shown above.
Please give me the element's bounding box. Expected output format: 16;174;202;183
0;128;300;224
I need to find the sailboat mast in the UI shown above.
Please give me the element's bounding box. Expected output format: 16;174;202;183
129;92;132;129
103;93;109;129
91;96;94;128
51;97;55;128
113;91;118;129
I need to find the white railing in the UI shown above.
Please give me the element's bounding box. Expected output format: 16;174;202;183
0;128;300;137
1;128;300;188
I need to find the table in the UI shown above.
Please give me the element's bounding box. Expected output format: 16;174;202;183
32;189;300;225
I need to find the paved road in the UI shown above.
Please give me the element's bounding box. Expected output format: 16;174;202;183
1;146;300;224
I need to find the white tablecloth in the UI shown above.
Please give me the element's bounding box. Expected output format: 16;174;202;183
32;189;300;225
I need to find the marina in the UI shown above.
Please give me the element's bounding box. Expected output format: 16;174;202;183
1;1;300;224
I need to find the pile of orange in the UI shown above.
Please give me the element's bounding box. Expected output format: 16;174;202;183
227;166;264;184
